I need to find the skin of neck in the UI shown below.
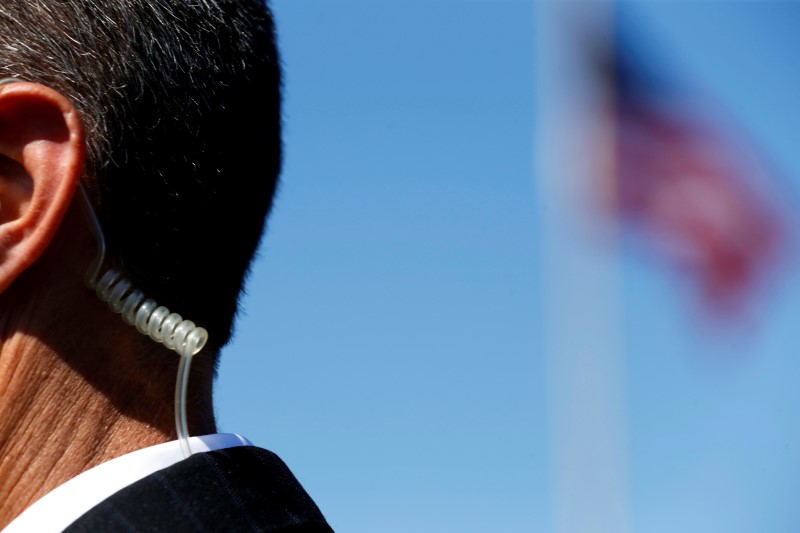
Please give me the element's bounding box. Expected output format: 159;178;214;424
0;201;217;528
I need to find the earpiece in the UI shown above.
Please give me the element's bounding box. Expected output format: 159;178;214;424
79;185;205;459
1;76;206;459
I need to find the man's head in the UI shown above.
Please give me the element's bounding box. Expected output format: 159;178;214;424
0;4;283;519
0;0;283;355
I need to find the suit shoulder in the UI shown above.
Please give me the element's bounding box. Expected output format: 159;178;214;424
65;446;333;532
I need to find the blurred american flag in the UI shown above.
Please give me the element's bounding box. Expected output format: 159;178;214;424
588;22;789;322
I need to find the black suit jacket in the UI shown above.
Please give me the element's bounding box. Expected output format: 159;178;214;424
64;446;333;532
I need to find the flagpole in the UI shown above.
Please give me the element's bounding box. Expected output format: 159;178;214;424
533;2;632;532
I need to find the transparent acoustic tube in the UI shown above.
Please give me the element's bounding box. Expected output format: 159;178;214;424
0;78;207;459
79;186;208;459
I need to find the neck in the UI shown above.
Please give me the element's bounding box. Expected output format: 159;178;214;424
0;213;216;528
0;331;171;527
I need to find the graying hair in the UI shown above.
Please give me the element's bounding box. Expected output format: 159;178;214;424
0;0;283;353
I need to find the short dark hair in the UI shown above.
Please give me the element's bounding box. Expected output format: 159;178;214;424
0;0;282;353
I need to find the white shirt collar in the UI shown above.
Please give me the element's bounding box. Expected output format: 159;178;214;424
2;433;252;533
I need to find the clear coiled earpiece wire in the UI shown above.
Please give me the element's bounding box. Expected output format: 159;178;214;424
2;75;206;459
79;186;208;459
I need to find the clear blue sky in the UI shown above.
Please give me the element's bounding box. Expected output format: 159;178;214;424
215;2;800;532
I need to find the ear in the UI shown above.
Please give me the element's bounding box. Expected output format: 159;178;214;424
0;81;85;293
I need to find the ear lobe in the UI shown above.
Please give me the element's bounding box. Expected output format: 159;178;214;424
0;82;85;293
